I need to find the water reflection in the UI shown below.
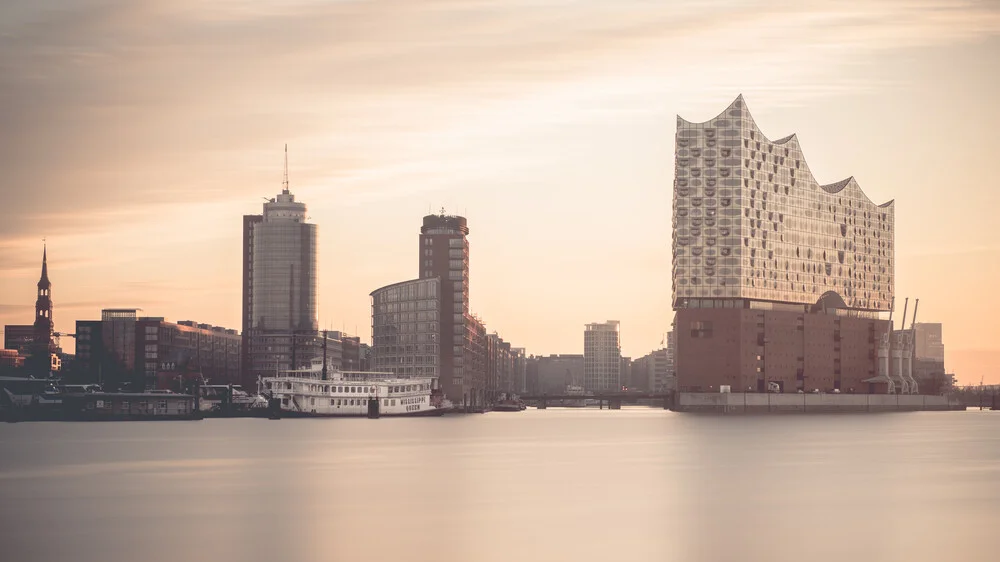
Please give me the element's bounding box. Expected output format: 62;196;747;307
0;410;997;562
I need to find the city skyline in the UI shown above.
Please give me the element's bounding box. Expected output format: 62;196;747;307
1;0;999;384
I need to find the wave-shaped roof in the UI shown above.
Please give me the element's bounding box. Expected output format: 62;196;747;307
679;95;894;209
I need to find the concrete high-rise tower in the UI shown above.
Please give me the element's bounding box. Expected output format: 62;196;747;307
242;147;318;386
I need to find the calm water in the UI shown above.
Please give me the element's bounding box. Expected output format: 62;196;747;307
1;409;997;562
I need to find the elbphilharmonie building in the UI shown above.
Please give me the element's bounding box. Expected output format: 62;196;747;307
672;95;893;312
672;96;897;394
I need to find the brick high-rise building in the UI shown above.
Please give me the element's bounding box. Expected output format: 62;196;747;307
418;211;480;404
672;96;894;394
371;210;523;407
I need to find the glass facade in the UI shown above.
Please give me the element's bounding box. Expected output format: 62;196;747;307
251;192;317;332
371;278;441;385
672;96;894;312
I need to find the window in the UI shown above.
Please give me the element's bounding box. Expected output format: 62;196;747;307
121;401;130;409
157;400;167;409
690;321;713;338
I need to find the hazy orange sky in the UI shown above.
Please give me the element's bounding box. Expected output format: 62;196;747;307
1;0;998;384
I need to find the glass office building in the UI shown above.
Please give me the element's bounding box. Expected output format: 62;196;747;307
251;189;317;332
243;183;318;386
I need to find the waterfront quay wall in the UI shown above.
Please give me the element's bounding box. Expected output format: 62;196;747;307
676;392;960;414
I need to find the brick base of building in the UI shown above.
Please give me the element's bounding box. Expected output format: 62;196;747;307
676;307;888;394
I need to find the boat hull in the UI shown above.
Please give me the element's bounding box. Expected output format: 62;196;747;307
275;407;446;418
492;404;523;412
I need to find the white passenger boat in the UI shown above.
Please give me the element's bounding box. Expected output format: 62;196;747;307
259;358;451;417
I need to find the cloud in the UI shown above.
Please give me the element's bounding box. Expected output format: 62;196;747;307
1;0;999;355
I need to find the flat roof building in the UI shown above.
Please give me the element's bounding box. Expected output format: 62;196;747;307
75;310;241;390
584;321;621;392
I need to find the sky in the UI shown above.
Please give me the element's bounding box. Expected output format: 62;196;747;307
0;0;998;384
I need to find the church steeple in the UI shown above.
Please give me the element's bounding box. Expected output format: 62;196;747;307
33;244;54;359
38;244;50;290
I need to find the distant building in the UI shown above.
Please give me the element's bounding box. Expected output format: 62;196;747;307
359;343;372;372
527;354;585;394
889;322;946;394
914;323;944;362
620;357;633;390
2;325;34;357
75;309;241;390
512;348;527;394
242;151;319;389
584;321;621;392
0;349;24;370
631;353;651;392
329;331;362;371
672;96;893;394
633;347;673;393
486;333;518;397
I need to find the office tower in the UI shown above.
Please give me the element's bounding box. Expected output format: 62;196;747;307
584;321;621;391
418;211;479;404
672;96;894;393
372;210;522;407
242;148;319;386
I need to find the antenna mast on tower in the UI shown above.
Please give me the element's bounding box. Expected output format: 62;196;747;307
282;144;290;194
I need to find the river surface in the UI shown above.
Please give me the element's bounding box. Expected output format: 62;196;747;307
1;408;997;562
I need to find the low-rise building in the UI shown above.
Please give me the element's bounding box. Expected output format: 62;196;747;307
75;309;241;390
528;354;585;395
0;349;25;371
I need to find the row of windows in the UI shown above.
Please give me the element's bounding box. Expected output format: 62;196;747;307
312;396;428;408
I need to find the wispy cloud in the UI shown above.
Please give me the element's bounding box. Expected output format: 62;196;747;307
1;0;998;358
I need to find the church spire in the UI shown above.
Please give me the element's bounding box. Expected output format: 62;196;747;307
38;243;50;289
